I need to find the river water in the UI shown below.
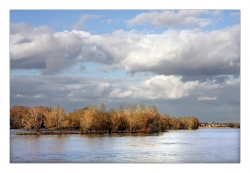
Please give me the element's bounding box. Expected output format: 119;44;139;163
10;128;240;163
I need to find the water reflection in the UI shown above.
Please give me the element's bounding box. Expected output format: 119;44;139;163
10;129;240;163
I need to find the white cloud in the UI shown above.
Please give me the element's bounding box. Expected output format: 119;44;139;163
93;83;111;94
14;94;26;98
108;89;133;99
137;75;199;99
108;75;214;100
117;25;240;76
33;94;46;98
14;93;46;99
10;24;240;76
212;10;222;16
198;96;217;100
72;14;101;30
108;75;240;101
125;10;211;27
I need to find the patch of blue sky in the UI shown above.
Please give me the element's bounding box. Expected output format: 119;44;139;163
10;10;84;31
59;62;126;78
227;74;239;79
60;62;155;83
202;10;240;31
214;74;239;81
10;10;149;33
10;69;42;78
146;10;240;32
10;10;240;36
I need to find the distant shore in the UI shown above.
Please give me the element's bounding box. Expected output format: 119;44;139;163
198;126;239;129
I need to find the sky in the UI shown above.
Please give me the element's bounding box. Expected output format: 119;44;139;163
9;9;240;123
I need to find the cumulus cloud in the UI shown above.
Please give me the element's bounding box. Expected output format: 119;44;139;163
72;14;101;30
108;75;221;100
122;26;240;76
14;93;47;99
125;10;211;27
108;74;240;102
10;23;240;76
10;23;33;35
197;96;217;100
10;25;100;74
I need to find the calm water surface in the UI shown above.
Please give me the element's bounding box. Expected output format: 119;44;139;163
10;128;240;163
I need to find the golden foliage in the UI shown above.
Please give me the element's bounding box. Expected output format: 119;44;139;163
10;103;204;133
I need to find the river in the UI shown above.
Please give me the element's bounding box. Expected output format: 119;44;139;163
10;128;240;163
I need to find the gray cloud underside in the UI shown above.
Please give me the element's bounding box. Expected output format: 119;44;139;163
11;75;239;101
10;23;240;76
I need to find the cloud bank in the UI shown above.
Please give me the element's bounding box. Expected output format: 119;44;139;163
10;23;240;76
10;75;239;103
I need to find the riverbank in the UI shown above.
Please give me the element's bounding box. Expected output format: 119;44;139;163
15;130;169;135
15;131;79;135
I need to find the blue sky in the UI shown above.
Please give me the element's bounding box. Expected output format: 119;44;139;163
10;9;240;123
10;10;240;33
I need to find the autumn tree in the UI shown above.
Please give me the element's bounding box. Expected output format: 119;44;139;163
24;107;44;132
10;103;201;132
226;122;240;128
10;105;29;129
125;103;138;132
96;103;115;134
137;105;161;133
169;117;182;130
44;105;65;130
108;108;119;133
79;106;96;133
117;105;129;133
66;109;84;129
160;114;171;131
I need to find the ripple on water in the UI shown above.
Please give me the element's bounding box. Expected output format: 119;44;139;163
10;129;240;163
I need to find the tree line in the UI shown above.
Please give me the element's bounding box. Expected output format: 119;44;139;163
226;123;240;128
10;103;199;133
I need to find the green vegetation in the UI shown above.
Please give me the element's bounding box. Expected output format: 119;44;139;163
10;103;199;133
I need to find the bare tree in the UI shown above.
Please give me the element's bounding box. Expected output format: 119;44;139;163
44;105;65;130
28;107;43;132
